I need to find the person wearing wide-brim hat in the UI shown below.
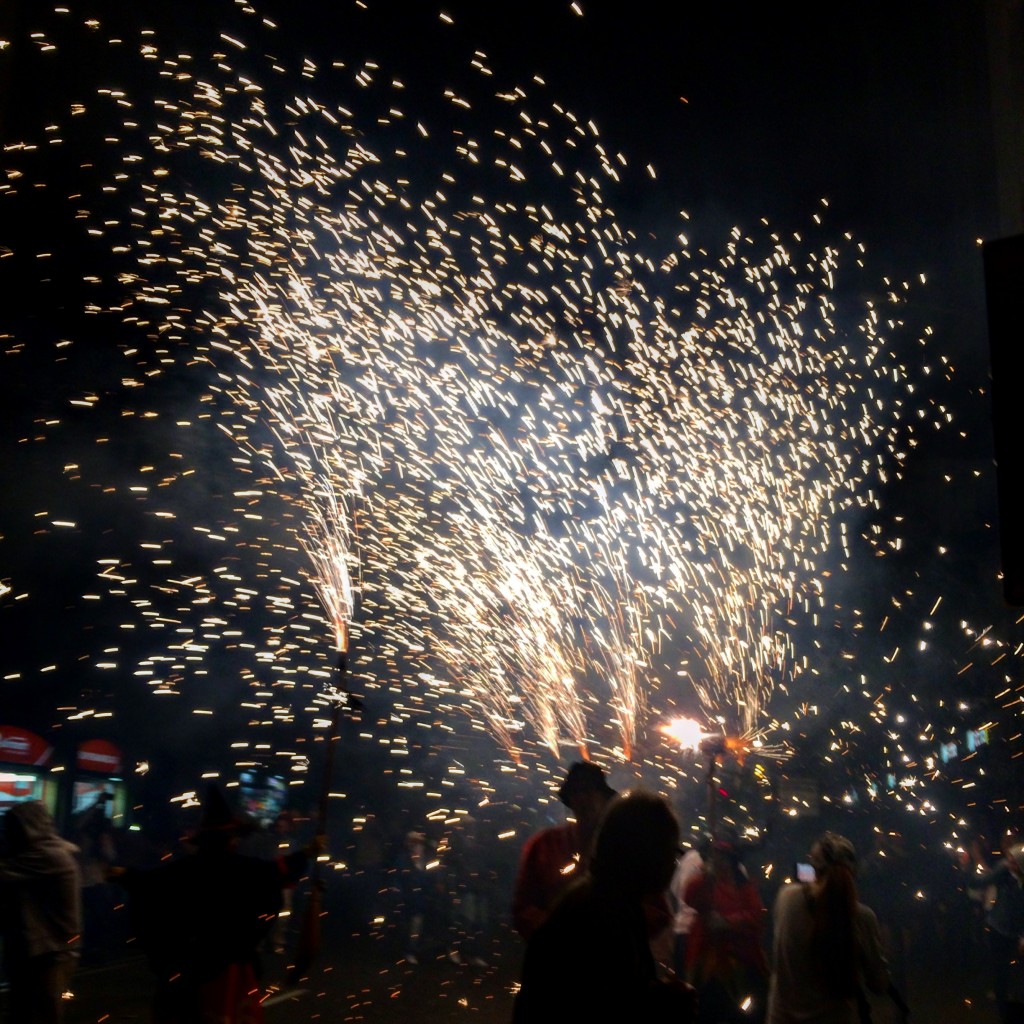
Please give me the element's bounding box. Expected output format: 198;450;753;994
511;761;618;940
514;790;696;1023
684;826;769;1023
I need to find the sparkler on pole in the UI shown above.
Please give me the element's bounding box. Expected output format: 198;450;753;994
288;487;360;986
662;717;725;840
662;717;776;842
700;733;728;845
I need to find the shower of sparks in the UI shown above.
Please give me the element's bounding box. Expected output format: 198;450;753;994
1;2;928;754
298;479;356;665
2;0;1013;858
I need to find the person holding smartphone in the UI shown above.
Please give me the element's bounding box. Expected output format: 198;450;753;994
767;832;892;1024
795;862;816;884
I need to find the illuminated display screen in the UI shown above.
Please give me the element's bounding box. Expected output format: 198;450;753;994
0;772;55;815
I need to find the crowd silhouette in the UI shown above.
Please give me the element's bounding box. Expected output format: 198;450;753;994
4;764;1023;1023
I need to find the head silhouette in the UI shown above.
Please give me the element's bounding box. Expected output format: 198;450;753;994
589;790;679;896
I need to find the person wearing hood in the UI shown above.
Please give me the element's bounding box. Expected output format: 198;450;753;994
685;830;768;1024
0;800;82;1024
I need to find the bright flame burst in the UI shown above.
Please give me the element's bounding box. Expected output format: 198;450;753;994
661;717;709;753
2;2;933;771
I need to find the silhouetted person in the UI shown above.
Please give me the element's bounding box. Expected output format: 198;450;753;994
259;810;302;954
685;831;768;1023
394;829;437;965
966;838;1024;1023
116;785;313;1024
512;761;617;939
347;812;386;930
514;790;695;1022
671;840;705;977
442;816;491;966
0;801;82;1024
71;793;117;965
767;832;892;1024
858;829;914;993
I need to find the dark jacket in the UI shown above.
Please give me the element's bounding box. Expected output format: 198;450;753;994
514;875;691;1022
123;843;307;982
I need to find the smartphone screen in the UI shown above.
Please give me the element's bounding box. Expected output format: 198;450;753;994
796;862;816;883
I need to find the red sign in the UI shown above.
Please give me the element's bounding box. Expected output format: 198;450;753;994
77;739;122;774
0;726;52;766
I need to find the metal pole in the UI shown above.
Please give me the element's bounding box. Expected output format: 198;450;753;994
705;749;719;845
288;632;349;986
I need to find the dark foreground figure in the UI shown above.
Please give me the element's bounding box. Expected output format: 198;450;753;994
511;760;617;941
966;839;1024;1024
0;801;82;1024
118;786;311;1024
513;790;695;1022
